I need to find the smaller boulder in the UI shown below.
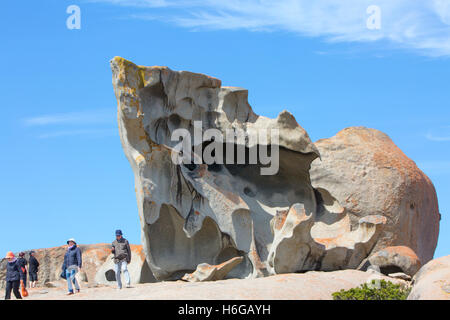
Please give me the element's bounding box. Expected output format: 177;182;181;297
368;246;421;276
408;255;450;300
182;257;244;282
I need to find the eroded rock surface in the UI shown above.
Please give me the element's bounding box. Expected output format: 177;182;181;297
367;246;421;276
182;257;244;282
111;57;401;281
310;127;440;265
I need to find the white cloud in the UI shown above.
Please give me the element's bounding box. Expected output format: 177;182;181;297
426;133;450;142
37;129;116;139
92;0;450;57
23;109;116;139
425;126;450;141
87;0;169;8
23;109;115;126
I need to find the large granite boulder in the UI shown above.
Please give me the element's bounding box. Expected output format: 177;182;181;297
111;57;396;281
310;127;440;264
408;255;450;300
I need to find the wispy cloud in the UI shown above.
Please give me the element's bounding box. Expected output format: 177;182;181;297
425;126;450;141
22;108;116;139
87;0;169;8
37;129;116;139
23;109;115;126
91;0;450;57
426;133;450;142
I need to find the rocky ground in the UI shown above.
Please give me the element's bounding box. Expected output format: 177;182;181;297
2;242;448;300
1;270;410;300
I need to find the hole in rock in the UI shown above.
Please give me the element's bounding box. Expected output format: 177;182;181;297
207;163;222;172
380;265;404;275
183;163;197;171
243;187;256;197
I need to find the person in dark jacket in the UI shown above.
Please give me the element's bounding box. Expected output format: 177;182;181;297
4;251;23;300
28;251;39;288
111;230;132;289
17;252;28;289
62;238;82;295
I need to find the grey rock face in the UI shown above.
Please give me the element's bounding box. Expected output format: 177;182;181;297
111;57;438;281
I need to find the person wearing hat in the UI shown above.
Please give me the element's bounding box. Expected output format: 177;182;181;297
28;250;40;288
111;230;132;289
17;252;28;289
62;238;82;295
4;252;23;299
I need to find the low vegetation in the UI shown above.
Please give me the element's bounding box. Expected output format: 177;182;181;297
332;279;411;300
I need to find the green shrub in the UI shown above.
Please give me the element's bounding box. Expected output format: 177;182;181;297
332;279;411;300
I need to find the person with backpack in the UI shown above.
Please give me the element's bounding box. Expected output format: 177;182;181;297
111;230;132;289
4;252;23;300
61;238;82;295
28;250;40;288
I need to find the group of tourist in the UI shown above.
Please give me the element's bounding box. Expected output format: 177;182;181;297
4;229;132;299
3;251;39;299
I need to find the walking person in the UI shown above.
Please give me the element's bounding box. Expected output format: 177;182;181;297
17;252;28;289
112;230;132;289
62;238;82;295
28;250;39;288
4;252;23;300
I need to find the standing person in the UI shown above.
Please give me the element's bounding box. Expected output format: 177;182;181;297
28;250;39;288
112;230;132;289
17;252;28;289
4;252;23;300
62;238;82;295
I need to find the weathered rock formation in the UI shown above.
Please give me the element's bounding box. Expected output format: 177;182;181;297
408;255;450;300
310;127;440;265
365;246;421;276
110;57;435;281
182;257;244;282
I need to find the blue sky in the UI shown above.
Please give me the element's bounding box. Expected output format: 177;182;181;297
0;0;449;260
